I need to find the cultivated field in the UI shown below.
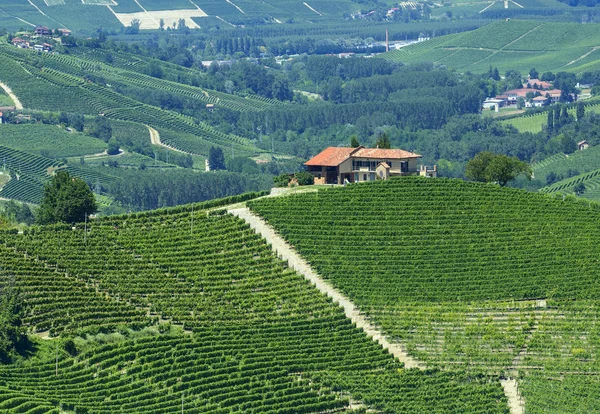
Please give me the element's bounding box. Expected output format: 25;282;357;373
249;177;600;411
110;8;207;30
0;192;508;413
502;100;600;133
0;124;106;158
385;20;600;74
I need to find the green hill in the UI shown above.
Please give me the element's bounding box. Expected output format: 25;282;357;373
385;20;600;74
0;193;507;413
249;177;600;412
0;0;368;31
0;43;270;158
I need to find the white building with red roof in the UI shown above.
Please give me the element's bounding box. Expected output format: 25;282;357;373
304;146;432;185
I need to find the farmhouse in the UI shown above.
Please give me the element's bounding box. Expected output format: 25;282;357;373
578;140;589;151
11;38;29;48
34;26;51;36
496;88;563;105
305;146;433;184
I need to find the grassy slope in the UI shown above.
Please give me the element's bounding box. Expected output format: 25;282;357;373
249;177;600;411
385;19;600;74
502;101;600;133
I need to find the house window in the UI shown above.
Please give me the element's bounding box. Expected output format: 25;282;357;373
400;161;408;172
363;174;367;181
354;173;359;182
369;173;375;181
387;161;393;169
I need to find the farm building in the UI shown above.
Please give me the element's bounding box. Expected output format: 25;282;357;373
496;88;562;105
304;146;434;184
578;140;589;151
483;98;504;111
34;26;51;36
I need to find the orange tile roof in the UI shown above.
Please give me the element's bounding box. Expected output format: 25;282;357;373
353;148;422;160
304;146;421;167
304;147;357;166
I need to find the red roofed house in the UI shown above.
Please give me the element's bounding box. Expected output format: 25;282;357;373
304;146;427;185
497;88;563;105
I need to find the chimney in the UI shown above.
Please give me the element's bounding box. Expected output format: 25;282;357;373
386;28;389;52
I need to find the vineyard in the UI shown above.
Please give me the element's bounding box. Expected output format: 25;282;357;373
0;124;106;158
0;192;508;413
540;166;600;201
249;178;600;411
0;145;118;204
0;44;272;157
0;0;368;31
385;20;600;74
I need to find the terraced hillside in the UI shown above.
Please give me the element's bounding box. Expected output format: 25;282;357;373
0;43;277;157
0;145;118;204
0;0;365;31
385;20;600;74
249;177;600;412
0;193;508;413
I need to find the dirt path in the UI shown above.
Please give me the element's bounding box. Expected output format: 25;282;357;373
228;207;424;370
565;46;600;67
147;125;192;155
501;378;525;414
0;81;23;110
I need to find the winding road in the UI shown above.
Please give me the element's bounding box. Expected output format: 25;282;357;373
147;125;190;155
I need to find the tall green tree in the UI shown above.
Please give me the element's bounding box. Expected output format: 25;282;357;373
37;171;97;225
466;152;531;187
88;116;112;142
375;132;391;149
208;147;226;171
0;285;27;363
576;101;585;121
547;108;554;135
529;68;539;79
350;135;360;148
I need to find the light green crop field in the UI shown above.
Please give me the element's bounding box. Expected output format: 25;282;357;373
502;101;600;133
385;20;600;74
0;124;106;158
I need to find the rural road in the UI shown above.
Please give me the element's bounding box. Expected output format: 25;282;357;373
0;81;23;110
147;125;192;155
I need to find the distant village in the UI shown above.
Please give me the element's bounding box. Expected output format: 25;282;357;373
483;77;585;112
10;25;70;53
